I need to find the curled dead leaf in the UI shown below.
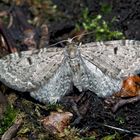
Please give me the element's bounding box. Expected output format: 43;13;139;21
116;76;140;97
41;111;73;134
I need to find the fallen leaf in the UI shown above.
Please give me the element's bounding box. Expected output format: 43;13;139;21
41;111;73;134
116;75;140;97
133;136;140;140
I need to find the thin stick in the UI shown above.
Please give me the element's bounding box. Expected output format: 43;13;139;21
112;96;140;112
103;124;140;136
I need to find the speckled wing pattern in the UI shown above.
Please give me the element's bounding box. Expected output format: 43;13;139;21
81;40;140;78
0;40;140;103
78;40;140;97
79;58;121;97
30;59;73;103
0;47;64;92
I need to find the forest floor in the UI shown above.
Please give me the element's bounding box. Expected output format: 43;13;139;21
0;0;140;139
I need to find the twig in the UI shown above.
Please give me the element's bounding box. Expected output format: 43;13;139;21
112;96;140;112
103;124;140;136
79;123;140;136
0;20;17;53
1;115;23;140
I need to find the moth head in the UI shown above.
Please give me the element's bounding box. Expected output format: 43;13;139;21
65;38;81;59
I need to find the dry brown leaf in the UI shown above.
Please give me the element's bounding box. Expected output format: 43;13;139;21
133;136;140;140
41;111;73;134
116;76;140;97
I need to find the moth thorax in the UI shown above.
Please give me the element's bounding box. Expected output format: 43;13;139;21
69;58;80;73
66;43;79;59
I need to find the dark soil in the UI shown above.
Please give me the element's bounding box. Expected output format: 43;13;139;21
0;0;140;139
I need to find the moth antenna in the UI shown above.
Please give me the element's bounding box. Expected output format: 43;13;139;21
48;39;68;47
48;30;96;47
71;30;96;41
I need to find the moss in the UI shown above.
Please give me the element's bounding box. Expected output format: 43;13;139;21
76;7;125;41
101;132;121;140
0;105;18;135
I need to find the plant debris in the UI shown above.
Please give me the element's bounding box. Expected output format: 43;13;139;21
41;111;73;134
0;0;140;139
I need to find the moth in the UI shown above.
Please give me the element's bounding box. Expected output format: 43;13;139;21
0;40;140;103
